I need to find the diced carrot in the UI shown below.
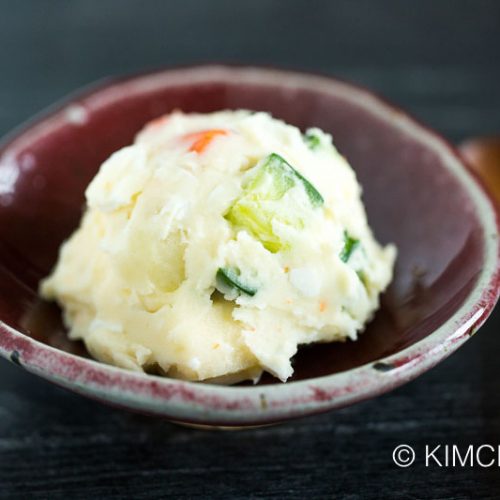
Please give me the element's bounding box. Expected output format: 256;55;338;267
185;129;228;153
319;300;327;312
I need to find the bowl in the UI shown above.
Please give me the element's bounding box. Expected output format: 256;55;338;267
0;65;498;426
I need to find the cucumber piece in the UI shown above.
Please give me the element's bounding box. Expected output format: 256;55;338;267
225;153;324;252
339;230;360;263
244;153;323;206
243;153;296;200
226;198;284;252
216;267;257;296
276;153;324;206
304;131;321;150
356;270;368;287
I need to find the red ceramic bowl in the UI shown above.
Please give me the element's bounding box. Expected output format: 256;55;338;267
0;66;498;426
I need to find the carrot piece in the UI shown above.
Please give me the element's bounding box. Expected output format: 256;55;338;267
185;129;228;153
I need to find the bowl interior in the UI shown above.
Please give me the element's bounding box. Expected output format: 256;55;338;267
0;67;484;383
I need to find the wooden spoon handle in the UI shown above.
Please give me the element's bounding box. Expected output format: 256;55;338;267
459;137;500;204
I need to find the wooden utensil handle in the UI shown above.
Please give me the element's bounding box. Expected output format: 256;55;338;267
459;137;500;203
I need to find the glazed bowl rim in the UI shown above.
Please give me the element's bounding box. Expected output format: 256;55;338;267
0;64;498;425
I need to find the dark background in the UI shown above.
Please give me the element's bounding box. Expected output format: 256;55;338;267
0;1;499;498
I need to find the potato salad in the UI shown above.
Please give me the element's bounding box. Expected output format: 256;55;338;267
41;110;396;383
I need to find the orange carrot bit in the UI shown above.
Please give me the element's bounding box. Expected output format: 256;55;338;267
319;300;327;312
144;113;170;131
185;129;228;153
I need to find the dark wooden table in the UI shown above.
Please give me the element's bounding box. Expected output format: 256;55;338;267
1;1;499;498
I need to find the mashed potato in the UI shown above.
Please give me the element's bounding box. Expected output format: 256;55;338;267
40;110;396;383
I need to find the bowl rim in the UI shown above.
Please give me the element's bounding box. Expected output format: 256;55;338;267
0;64;498;426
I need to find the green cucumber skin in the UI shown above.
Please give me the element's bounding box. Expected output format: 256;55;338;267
304;132;321;150
265;153;324;207
243;154;295;200
216;267;257;296
340;231;360;263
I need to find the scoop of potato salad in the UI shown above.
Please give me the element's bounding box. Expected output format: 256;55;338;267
41;110;396;383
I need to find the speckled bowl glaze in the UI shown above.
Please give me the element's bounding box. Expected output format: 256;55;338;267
0;66;498;426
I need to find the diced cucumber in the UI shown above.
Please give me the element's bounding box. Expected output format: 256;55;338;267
356;270;368;287
216;267;258;296
339;230;360;263
340;232;368;289
243;153;295;200
225;153;324;252
304;131;321;150
244;153;323;206
226;198;284;252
